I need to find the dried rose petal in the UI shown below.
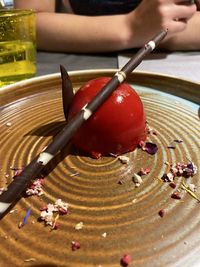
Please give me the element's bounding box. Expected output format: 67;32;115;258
71;241;81;251
144;142;158;155
26;178;45;196
120;254;131;267
169;161;198;178
39;199;68;228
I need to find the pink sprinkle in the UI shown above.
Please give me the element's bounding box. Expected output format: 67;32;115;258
120;254;131;267
14;169;23;177
38;178;45;185
145;167;151;174
138;140;145;148
139;167;151;176
11;167;24;178
71;241;81;251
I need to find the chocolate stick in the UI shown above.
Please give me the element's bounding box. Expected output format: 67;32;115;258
0;29;167;217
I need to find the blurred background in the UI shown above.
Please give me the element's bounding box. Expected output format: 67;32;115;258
0;0;13;9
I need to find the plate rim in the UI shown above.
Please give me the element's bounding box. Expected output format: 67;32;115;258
1;69;200;92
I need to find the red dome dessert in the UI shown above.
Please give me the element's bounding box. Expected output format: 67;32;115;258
68;77;147;158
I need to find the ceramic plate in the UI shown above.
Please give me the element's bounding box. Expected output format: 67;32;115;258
0;70;199;267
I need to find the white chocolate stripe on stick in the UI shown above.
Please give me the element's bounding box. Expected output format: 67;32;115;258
82;104;93;120
0;202;11;213
114;71;126;83
37;152;54;165
147;41;156;50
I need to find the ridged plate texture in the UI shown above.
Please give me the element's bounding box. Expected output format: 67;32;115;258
0;70;199;267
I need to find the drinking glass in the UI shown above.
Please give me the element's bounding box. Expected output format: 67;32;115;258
0;9;36;87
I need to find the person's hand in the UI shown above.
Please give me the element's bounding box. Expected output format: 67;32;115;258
126;0;197;46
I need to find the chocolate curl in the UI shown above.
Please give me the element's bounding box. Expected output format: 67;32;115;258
0;29;167;218
60;65;74;120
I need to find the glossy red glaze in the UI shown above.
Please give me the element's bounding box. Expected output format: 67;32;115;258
68;77;147;158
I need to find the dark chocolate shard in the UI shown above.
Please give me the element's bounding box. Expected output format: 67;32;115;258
60;65;75;120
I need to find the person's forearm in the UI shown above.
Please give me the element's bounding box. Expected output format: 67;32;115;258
36;12;133;53
160;12;200;51
14;0;199;53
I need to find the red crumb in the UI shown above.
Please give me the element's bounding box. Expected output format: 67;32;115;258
139;167;151;176
52;222;60;230
120;254;131;266
59;207;68;215
91;151;102;159
138;140;145;148
71;241;81;251
171;192;181;200
152;130;158;135
169;182;176;189
158;209;165;218
40;206;48;211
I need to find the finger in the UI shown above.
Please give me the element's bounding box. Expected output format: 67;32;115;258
167;19;188;33
172;4;196;20
174;0;196;4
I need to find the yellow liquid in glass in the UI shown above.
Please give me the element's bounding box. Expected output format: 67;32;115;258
0;40;36;87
